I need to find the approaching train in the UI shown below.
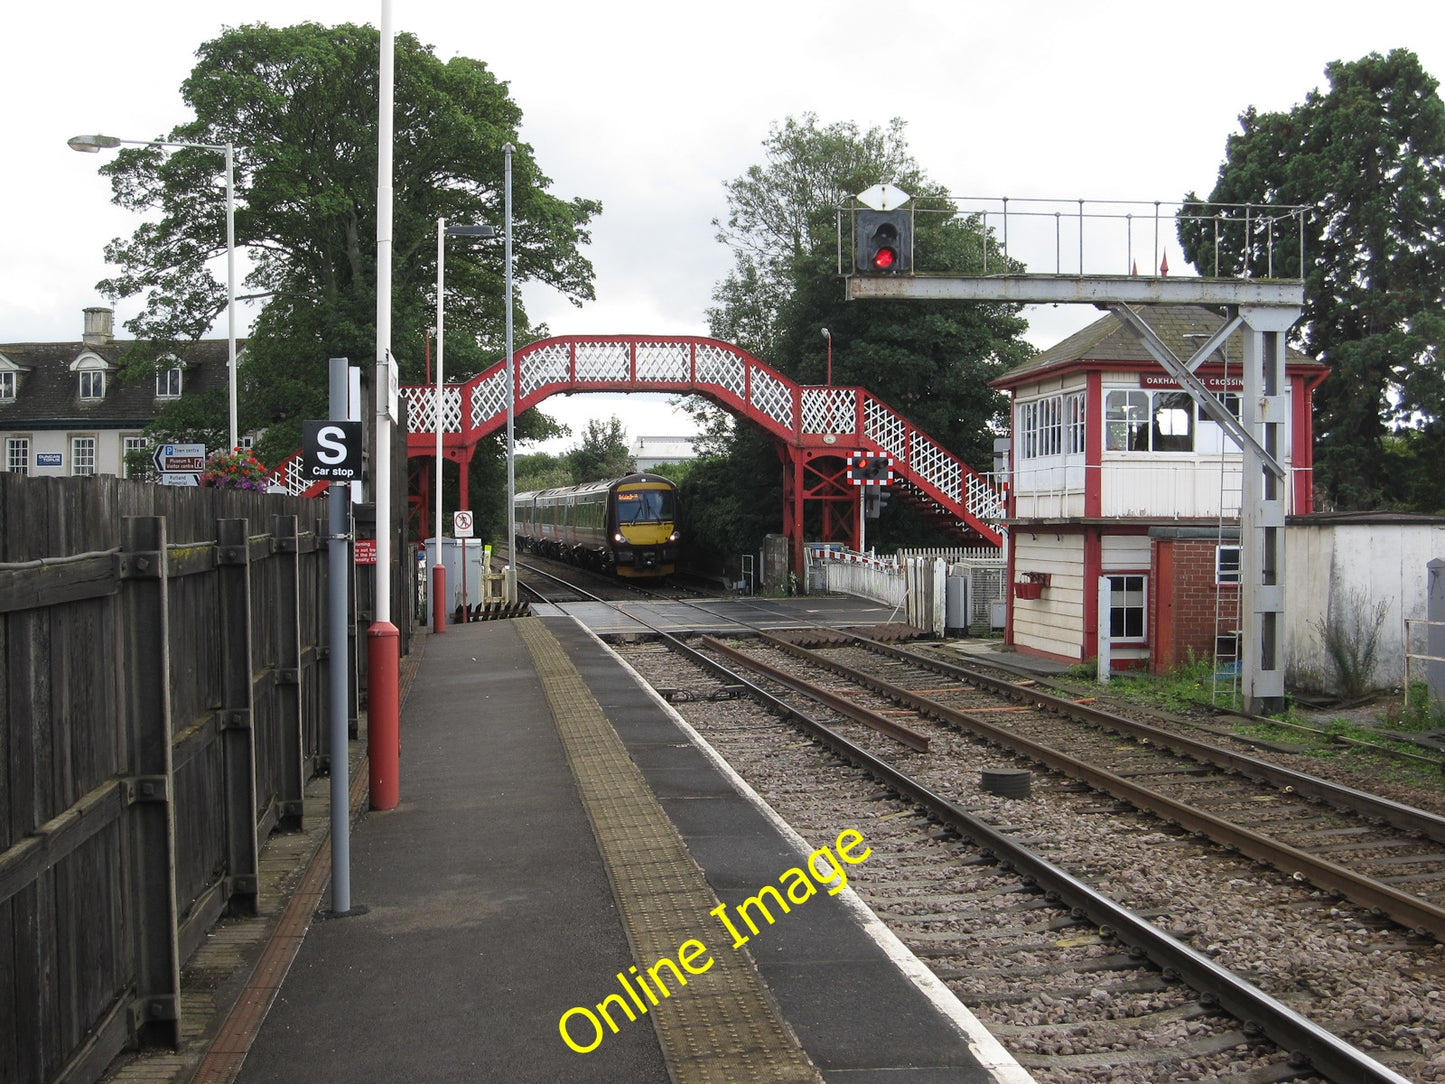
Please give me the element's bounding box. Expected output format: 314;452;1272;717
514;472;680;579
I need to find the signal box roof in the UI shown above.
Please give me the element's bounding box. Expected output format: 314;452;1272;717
991;304;1323;391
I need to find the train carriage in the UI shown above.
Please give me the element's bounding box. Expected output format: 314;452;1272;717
515;472;680;578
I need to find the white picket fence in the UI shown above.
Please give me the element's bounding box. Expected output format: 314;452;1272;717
807;546;1007;636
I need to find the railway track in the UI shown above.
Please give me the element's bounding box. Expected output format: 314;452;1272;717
614;632;1442;1083
508;561;1442;1079
742;631;1445;940
513;550;716;605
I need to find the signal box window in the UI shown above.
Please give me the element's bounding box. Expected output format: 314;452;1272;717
1217;545;1241;584
1018;391;1084;461
1106;390;1150;451
1106;388;1241;454
1151;391;1194;451
1106;574;1146;640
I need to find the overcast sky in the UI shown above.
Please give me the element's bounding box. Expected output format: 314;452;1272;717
3;1;1442;452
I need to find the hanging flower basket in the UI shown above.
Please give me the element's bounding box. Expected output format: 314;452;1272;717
1013;580;1044;600
199;449;269;491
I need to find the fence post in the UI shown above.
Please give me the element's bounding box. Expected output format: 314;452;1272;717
119;516;182;1046
905;557;921;629
1427;560;1445;706
932;558;947;637
273;514;306;830
218;518;260;914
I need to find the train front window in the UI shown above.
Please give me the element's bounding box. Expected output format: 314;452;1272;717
616;489;673;524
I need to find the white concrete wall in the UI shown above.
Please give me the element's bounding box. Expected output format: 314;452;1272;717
1285;523;1445;690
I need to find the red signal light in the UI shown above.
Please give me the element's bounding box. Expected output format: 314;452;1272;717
855;210;911;274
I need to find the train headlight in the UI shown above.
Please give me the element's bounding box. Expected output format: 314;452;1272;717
612;532;625;544
668;530;680;543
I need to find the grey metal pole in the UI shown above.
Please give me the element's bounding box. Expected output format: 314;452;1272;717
504;143;517;603
328;356;353;913
434;216;446;618
224;143;238;452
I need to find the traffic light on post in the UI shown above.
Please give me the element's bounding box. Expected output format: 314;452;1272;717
855;209;912;274
847;452;894;484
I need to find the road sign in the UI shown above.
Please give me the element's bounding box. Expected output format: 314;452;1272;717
160;473;200;487
857;183;911;211
152;442;206;474
302;420;363;480
453;511;474;537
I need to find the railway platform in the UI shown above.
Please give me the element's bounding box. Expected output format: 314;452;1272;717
214;613;1031;1083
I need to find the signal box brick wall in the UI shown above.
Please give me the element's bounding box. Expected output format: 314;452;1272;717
1151;536;1238;675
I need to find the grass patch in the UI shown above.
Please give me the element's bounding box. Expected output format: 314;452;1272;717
1081;659;1444;793
1383;681;1445;734
1239;709;1444;789
1105;653;1236;713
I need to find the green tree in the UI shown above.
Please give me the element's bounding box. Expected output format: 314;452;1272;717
700;114;1031;563
95;22;600;462
514;451;573;494
711;114;922;361
1178;49;1445;509
566;416;634;482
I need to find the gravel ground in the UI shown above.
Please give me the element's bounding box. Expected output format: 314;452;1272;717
620;640;1445;1083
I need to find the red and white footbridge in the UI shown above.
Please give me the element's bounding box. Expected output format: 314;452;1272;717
270;334;1004;567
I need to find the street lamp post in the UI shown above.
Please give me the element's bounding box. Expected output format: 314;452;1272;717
69;134;240;453
503;143;517;604
433;218;495;632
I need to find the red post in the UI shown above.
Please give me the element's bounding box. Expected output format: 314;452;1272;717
431;563;446;633
368;621;401;810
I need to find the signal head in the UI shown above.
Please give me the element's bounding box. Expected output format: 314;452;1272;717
854;209;912;275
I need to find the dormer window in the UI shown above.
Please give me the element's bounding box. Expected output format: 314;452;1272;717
0;370;14;401
156;365;183;399
71;352;111;401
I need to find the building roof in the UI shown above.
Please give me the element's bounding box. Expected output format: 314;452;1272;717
993;304;1323;389
0;337;234;430
629;435;698;464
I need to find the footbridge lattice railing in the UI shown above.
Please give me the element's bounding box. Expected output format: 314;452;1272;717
268;335;1003;545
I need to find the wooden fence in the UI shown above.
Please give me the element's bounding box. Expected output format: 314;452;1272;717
0;475;348;1084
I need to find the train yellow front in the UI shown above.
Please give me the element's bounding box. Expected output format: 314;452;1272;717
515;473;680;578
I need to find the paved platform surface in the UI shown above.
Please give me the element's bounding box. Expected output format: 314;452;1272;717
221;614;1033;1083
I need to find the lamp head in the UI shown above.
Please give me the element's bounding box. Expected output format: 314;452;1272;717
68;134;122;153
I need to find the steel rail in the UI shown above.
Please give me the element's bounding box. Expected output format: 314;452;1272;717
699;635;930;751
660;634;1413;1084
859;637;1445;844
760;633;1445;941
